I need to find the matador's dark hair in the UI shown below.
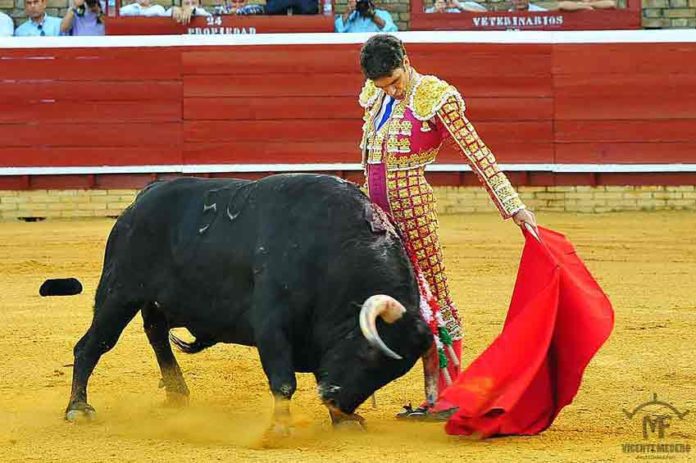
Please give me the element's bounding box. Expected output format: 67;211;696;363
360;34;407;81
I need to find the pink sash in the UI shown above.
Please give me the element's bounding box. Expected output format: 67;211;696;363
366;162;391;213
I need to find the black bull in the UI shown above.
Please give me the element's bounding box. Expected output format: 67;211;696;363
65;174;433;429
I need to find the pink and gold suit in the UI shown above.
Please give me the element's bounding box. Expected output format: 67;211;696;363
359;70;526;395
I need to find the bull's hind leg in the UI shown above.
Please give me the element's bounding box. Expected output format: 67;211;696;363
141;303;189;406
65;298;139;422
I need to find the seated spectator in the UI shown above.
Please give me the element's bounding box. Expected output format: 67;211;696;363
510;0;615;10
167;0;211;24
15;0;61;36
120;0;167;16
426;0;487;12
336;0;397;33
213;0;265;15
61;0;105;36
1;11;13;36
266;0;318;14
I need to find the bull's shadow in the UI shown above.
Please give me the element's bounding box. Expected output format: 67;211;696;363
65;174;433;435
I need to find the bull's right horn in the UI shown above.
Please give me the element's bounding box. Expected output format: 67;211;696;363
359;295;406;360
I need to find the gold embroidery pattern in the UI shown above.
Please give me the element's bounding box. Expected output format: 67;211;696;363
386;168;461;339
437;95;525;218
359;80;380;109
409;75;462;122
387;148;438;170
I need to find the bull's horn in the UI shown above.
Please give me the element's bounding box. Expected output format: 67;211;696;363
359;295;406;360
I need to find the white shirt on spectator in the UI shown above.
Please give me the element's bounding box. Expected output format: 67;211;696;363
426;2;487;12
0;11;14;36
510;3;548;10
120;3;167;16
164;6;211;16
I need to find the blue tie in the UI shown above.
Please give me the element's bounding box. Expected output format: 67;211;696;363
376;97;395;132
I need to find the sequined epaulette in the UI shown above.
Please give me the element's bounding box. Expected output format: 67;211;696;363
359;80;381;109
409;75;463;121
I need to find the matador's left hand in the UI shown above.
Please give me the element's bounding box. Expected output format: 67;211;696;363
513;208;538;233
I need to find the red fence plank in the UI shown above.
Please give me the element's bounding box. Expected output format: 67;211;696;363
0;123;181;148
184;120;363;143
0;101;181;123
182;47;361;75
555;142;696;163
0;146;181;167
182;44;552;77
555;120;696;143
184;97;362;121
0;81;181;103
184;141;359;164
554;73;696;97
556;93;696;120
553;44;696;74
465;97;553;121
184;73;366;98
0;53;182;81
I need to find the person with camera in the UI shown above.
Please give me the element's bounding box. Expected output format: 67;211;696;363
61;0;105;36
335;0;397;33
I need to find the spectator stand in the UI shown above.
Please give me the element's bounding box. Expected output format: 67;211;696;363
105;0;335;34
410;0;641;30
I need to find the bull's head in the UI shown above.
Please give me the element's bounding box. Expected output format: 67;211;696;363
317;295;432;415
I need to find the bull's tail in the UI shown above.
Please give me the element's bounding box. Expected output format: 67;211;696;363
169;331;216;354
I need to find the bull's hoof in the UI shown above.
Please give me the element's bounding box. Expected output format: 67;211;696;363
164;391;190;408
268;421;293;437
328;408;366;431
332;419;367;432
65;403;96;423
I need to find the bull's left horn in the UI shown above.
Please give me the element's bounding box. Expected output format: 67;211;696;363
359;295;406;360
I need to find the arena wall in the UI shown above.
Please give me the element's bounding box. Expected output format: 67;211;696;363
1;32;696;218
1;185;695;220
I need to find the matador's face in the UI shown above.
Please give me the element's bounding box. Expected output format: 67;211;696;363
372;56;412;101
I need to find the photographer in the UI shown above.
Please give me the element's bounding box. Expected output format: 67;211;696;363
335;0;397;33
61;0;105;36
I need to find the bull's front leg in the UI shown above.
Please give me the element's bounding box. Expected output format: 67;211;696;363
253;309;297;437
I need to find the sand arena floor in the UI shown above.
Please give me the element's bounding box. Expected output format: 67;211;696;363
0;212;694;462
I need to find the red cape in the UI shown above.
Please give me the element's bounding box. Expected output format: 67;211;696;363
441;226;614;438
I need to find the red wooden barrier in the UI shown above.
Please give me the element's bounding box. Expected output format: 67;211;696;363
1;35;696;189
410;0;641;31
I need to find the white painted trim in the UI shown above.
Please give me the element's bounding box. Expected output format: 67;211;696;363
0;165;185;175
2;30;696;50
3;163;696;176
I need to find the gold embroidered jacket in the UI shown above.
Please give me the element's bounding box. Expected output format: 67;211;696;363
359;72;525;219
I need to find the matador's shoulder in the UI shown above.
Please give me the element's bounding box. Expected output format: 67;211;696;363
409;75;463;121
359;80;381;109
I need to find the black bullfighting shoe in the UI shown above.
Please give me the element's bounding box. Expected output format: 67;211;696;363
396;403;459;422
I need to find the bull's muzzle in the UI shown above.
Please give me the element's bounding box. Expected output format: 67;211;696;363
359;295;406;360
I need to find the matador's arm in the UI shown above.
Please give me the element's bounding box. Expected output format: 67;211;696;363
436;94;526;219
